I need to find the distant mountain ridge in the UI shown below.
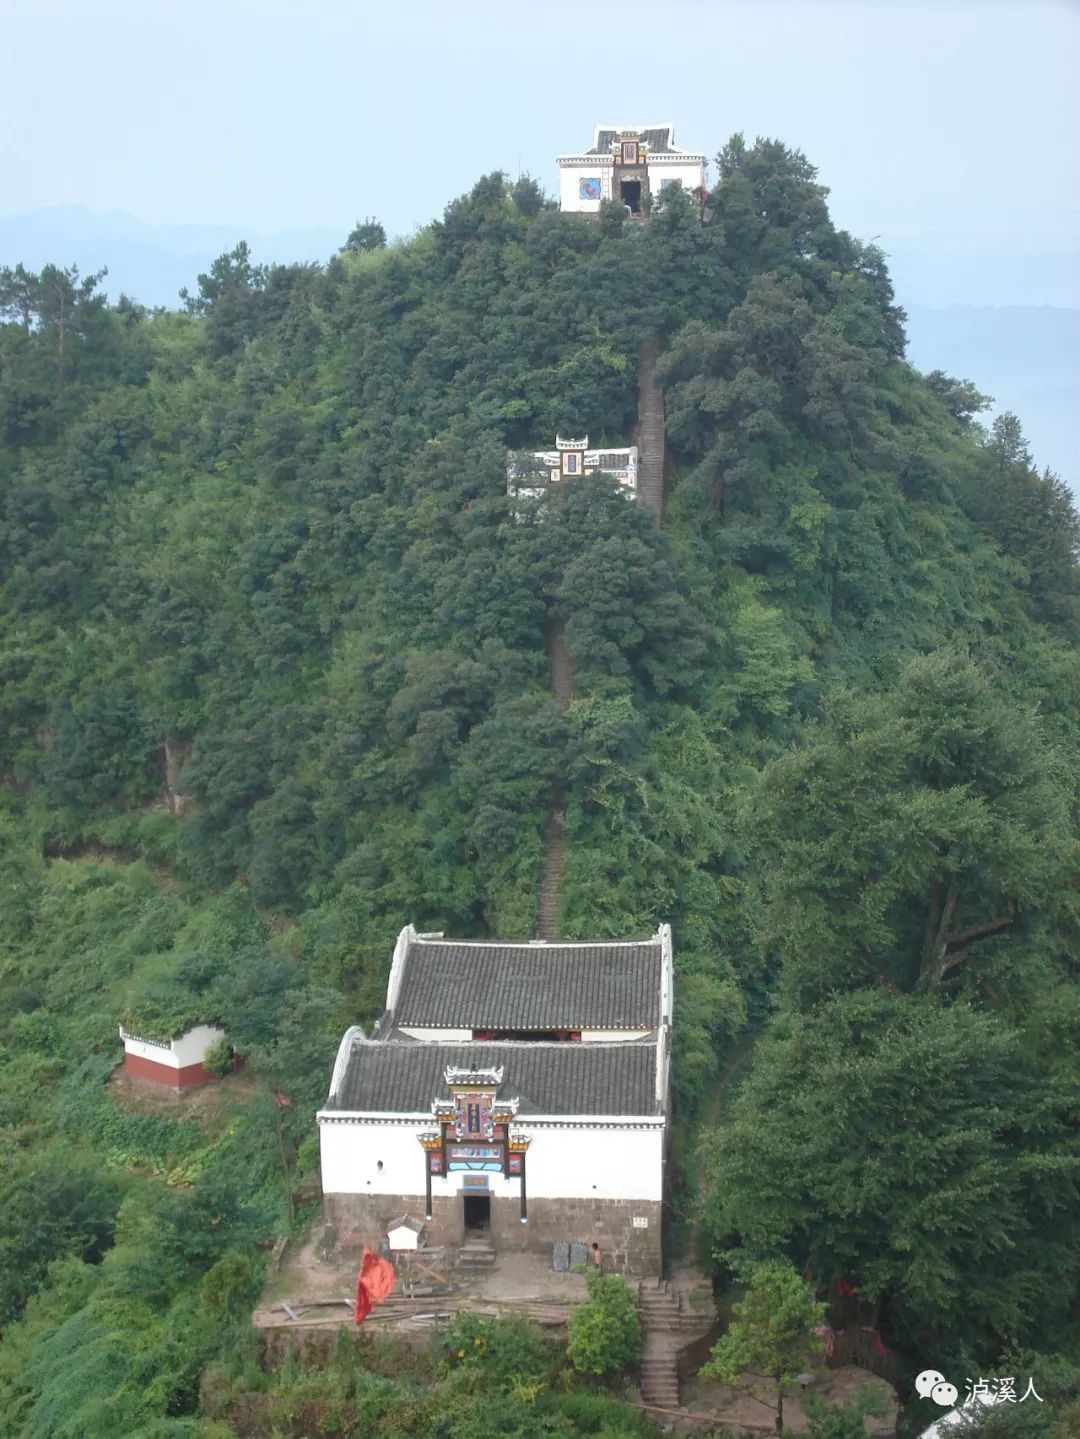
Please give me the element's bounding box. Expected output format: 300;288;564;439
0;206;345;309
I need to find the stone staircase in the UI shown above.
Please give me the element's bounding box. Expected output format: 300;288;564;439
536;804;565;941
547;624;574;714
637;1278;714;1413
636;335;666;522
456;1235;496;1270
536;623;573;941
637;1279;682;1411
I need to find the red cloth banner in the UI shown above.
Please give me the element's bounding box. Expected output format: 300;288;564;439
354;1247;396;1324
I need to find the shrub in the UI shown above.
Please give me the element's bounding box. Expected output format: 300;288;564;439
566;1272;641;1376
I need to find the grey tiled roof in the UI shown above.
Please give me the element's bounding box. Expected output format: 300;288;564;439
395;938;662;1030
589;127;676;156
327;1035;660;1116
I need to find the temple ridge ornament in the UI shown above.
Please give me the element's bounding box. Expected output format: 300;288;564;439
444;1065;503;1087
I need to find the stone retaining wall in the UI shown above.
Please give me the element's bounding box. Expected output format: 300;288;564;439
323;1192;662;1275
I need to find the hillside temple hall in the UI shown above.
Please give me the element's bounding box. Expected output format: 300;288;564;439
319;925;674;1275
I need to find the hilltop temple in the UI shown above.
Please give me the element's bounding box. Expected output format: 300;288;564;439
557;123;706;214
506;434;639;503
319;924;673;1275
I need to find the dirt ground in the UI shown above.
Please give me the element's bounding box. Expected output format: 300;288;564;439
107;1062;257;1123
253;1223;591;1330
253;1225;898;1436
680;1365;898;1434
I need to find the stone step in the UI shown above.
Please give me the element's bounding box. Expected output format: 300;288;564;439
536;802;566;940
635;335;665;522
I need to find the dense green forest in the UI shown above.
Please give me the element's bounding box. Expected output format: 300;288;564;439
1;137;1078;1437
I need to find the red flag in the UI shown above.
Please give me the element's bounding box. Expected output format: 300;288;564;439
354;1247;395;1324
361;1248;396;1304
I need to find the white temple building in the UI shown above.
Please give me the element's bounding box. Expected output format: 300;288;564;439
507;435;639;503
319;925;674;1275
557;124;706;215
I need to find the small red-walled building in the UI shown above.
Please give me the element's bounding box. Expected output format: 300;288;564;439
118;1022;227;1090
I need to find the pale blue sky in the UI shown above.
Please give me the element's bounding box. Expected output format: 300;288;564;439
2;0;1077;252
2;1;1078;482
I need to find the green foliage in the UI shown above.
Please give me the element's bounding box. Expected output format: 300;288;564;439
745;648;1079;1007
439;1310;552;1384
343;217;387;253
703;1260;826;1433
701;994;1080;1354
0;1149;122;1331
803;1390;883;1439
705;1261;825;1385
0;134;1077;1436
566;1271;642;1375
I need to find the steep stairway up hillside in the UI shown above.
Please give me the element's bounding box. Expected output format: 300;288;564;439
536;804;566;941
636;335;666;522
536;624;574;941
547;625;574;715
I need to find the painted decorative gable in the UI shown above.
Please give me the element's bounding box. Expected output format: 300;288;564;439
557;123;706;215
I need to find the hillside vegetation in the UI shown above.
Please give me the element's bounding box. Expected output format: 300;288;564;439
1;138;1078;1437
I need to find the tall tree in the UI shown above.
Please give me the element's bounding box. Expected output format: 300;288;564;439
701;993;1080;1354
703;1261;826;1435
747;649;1079;1005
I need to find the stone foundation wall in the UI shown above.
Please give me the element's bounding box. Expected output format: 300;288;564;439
323;1191;662;1276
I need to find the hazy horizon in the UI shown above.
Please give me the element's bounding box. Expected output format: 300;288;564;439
2;0;1076;486
2;2;1076;253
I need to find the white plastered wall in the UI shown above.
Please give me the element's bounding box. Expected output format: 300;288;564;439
525;1123;663;1201
395;1026;473;1042
647;158;705;194
394;1028;651;1043
319;1119;430;1197
558;161;613;213
319;1116;664;1203
120;1024;225;1070
385;924;415;1012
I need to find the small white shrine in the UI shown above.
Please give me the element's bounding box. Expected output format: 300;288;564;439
557;124;706;215
386;1215;426;1253
507;435;639;503
118;1022;227;1090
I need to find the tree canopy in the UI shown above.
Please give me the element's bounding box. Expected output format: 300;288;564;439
0;137;1077;1434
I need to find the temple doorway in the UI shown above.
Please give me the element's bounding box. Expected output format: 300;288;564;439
463;1193;491;1231
620;179;642;213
